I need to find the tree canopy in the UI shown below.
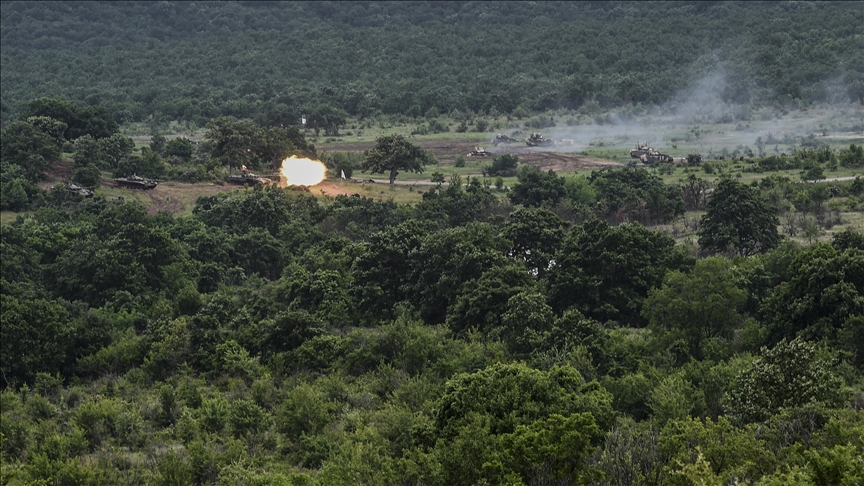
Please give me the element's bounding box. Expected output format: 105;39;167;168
362;134;436;184
698;178;781;256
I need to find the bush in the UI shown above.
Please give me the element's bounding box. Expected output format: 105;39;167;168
71;164;102;188
454;155;466;168
483;154;519;177
686;153;702;166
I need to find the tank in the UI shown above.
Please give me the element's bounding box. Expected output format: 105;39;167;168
640;149;674;165
525;132;554;147
492;133;517;145
466;147;491;157
227;171;271;186
630;144;651;158
65;182;94;198
114;174;157;189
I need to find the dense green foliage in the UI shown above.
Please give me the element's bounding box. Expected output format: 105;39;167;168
3;173;862;483
3;2;864;482
2;2;863;124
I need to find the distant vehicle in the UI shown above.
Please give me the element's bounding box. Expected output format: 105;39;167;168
628;144;673;164
114;174;157;189
640;149;674;165
525;132;554;147
492;133;518;145
227;171;272;186
630;144;651;158
467;147;491;157
228;165;273;186
65;182;94;198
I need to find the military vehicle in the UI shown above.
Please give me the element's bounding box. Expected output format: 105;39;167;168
639;149;674;165
630;144;651;158
65;182;94;198
525;132;554;147
114;174;157;189
227;170;271;186
492;133;518;145
227;172;271;186
466;147;491;157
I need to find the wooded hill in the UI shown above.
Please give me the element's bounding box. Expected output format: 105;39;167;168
2;1;863;125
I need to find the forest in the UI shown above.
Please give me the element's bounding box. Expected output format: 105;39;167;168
2;2;864;486
2;105;864;483
2;1;864;126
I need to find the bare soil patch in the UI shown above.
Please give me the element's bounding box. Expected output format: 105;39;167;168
39;160;74;189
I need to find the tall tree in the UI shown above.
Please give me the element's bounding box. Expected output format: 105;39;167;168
546;219;687;325
362;134;435;184
643;256;747;360
698;178;781;256
0;121;60;182
205;117;263;170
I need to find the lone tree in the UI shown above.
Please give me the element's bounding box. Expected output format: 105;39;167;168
697;178;781;256
362;134;436;184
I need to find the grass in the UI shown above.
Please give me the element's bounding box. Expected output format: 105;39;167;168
1;211;33;225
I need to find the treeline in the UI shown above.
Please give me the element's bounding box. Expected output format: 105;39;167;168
0;98;320;211
2;171;864;483
2;2;863;125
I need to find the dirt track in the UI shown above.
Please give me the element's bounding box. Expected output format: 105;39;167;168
321;139;618;172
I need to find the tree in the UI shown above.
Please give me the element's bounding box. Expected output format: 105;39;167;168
164;137;194;163
508;166;567;207
309;104;348;136
150;132;167;155
362;134;435;184
25;97;118;140
499;291;555;356
0;295;71;385
1;121;60;182
839;143;863;168
547;219;686;325
206;117;263;170
760;243;864;344
98;133;136;168
698;178;781;256
589;167;685;224
801;165;825;182
724;338;848;424
258;127;297;172
71;134;103;168
643;256;747;359
435;362;613;439
351;219;436;320
24;116;67;147
408;222;511;324
71;164;102;188
445;262;536;336
679;173;712;210
501;206;567;277
483;153;519;177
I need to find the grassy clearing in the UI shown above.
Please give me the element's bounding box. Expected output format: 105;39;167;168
1;211;33;225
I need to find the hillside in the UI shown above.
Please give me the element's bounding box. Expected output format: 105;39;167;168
2;1;863;125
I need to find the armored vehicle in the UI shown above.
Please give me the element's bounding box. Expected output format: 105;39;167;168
227;171;271;186
630;144;651;158
525;132;554;147
639;149;674;165
467;147;491;157
492;133;518;145
114;174;157;189
66;182;94;198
